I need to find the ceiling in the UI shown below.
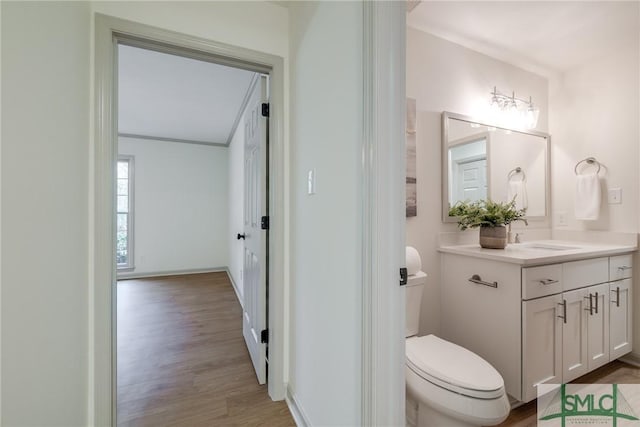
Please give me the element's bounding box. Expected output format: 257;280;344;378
408;1;639;76
118;45;257;145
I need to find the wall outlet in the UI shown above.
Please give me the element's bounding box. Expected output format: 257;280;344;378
557;211;568;227
608;187;622;204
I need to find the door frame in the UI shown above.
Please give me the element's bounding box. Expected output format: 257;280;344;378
361;2;407;425
93;14;286;426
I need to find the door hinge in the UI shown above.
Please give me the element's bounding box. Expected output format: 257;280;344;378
261;216;270;230
400;267;408;286
261;103;270;118
261;329;269;344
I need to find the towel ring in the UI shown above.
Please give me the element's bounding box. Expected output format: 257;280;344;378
508;167;526;182
574;157;601;175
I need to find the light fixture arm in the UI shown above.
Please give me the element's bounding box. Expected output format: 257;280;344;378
487;86;540;130
490;87;534;106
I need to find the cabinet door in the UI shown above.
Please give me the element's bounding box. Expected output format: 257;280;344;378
610;279;632;359
562;288;589;382
587;283;610;371
523;294;563;402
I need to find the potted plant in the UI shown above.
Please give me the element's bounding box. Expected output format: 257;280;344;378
449;199;527;249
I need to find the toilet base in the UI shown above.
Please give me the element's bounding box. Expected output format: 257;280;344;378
407;393;487;427
417;401;480;427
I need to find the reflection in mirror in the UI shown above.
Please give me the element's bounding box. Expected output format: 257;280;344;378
448;136;487;206
443;112;550;222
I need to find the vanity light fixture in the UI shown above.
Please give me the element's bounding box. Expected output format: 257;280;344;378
488;86;540;130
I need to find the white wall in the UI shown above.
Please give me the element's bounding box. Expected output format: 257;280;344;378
1;1;289;424
289;2;362;425
118;137;228;275
228;116;245;299
548;34;640;353
1;2;90;425
549;44;640;233
406;28;549;336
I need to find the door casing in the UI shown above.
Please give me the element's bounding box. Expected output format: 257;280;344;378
94;14;286;426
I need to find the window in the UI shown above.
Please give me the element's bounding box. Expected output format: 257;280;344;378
117;156;134;270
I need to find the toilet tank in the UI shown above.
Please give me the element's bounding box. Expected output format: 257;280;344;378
405;271;427;337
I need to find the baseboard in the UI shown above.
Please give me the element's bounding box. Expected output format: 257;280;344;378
286;387;311;427
117;266;227;280
620;352;640;368
225;268;244;308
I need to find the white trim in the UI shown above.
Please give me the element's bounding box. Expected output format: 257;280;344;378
285;387;311;427
225;267;244;309
118;132;228;147
116;267;227;280
225;73;260;145
94;14;287;426
361;2;406;425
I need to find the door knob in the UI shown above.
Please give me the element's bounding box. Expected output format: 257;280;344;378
237;233;246;240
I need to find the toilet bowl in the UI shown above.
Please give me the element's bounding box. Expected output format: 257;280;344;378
404;247;510;427
405;335;510;427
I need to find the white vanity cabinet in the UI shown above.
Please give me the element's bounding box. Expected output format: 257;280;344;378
441;248;634;403
522;293;563;402
609;254;633;359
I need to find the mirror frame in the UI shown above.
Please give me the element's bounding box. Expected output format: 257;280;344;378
442;111;551;223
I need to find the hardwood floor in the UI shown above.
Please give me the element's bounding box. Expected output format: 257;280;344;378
497;360;640;427
117;272;294;426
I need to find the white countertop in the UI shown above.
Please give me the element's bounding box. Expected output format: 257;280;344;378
438;240;637;266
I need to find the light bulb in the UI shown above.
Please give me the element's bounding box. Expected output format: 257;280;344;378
526;106;539;129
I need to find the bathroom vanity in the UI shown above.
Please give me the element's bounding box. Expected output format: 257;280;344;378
439;241;636;403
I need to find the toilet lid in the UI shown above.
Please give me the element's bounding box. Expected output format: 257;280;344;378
406;335;504;399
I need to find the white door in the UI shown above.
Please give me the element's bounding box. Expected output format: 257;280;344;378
242;75;268;384
610;279;632;359
522;294;563;402
587;283;610;371
562;288;589;382
456;158;487;203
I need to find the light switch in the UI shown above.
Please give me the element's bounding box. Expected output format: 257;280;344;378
608;187;622;204
307;169;316;195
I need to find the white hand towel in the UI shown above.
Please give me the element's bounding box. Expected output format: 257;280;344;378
507;180;528;211
575;173;601;220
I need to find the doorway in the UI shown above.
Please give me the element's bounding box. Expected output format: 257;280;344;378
114;40;277;424
94;15;287;425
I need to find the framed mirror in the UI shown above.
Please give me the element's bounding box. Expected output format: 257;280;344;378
442;112;550;222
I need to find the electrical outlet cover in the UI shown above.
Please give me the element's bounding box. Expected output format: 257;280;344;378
608;188;622;204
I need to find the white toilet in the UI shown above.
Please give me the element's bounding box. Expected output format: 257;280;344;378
405;247;510;427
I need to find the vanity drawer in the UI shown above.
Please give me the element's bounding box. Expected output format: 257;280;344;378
610;254;633;281
563;257;609;291
522;264;563;300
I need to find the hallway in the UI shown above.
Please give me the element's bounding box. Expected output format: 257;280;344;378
117;272;294;426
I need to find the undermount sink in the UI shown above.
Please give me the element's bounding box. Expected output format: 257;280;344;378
516;243;580;251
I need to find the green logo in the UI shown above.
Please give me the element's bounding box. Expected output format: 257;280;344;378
539;384;639;426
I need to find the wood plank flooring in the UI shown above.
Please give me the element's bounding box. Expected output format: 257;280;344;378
117;272;294;426
497;360;640;426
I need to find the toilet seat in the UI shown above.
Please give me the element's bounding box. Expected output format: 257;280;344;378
406;335;505;399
